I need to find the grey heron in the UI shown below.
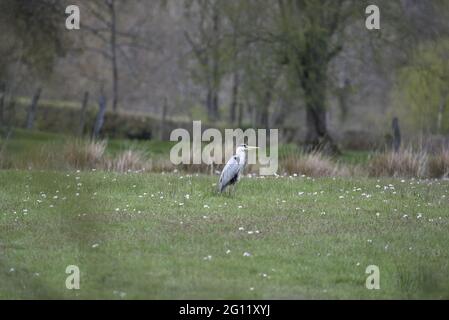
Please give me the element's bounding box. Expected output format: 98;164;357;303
218;144;259;193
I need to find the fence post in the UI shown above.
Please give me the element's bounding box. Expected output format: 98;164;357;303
26;87;42;130
0;83;5;128
392;117;401;153
92;93;107;140
160;97;168;140
78;91;89;136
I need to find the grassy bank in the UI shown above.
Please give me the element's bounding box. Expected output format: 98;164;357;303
4;129;449;179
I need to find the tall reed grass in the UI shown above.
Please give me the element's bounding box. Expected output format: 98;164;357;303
1;137;449;179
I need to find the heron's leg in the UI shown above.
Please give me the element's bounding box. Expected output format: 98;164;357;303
232;185;237;197
231;184;237;197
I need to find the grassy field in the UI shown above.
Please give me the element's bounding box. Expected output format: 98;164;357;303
1;170;448;299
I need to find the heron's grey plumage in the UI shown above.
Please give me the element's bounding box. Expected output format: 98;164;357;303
218;144;257;193
218;155;241;192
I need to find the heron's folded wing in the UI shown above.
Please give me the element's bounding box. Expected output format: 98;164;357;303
219;156;240;191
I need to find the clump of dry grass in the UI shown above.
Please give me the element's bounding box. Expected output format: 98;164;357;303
149;158;175;173
428;148;449;178
280;152;349;177
168;148;225;175
63;140;161;173
368;148;428;178
105;150;148;173
63;139;107;169
63;139;173;173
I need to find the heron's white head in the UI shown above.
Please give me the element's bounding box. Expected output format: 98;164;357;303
236;144;259;155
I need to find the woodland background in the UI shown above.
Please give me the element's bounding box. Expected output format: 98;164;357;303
0;0;449;157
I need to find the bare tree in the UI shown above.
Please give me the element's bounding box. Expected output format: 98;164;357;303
107;0;119;112
229;71;239;124
228;19;243;125
275;0;353;154
184;0;226;121
82;0;147;112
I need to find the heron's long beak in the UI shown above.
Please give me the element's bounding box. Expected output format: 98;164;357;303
246;146;259;150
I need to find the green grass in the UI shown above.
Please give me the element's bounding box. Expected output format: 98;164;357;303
339;150;371;165
1;170;448;299
0;129;174;167
1;128;175;156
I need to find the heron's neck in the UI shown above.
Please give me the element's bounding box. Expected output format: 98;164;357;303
237;149;246;165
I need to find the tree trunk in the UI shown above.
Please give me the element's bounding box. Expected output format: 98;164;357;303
8;98;16;129
0;83;5;128
437;93;447;134
337;79;351;123
109;0;119;112
206;84;219;122
272;97;288;128
392;117;401;153
299;53;339;154
250;104;257;127
229;72;239;124
160;97;168;140
237;102;244;128
212;89;219;121
26;87;42;130
258;90;272;129
210;7;220;121
78;91;89;136
303;88;339;155
206;84;213;120
92;93;107;140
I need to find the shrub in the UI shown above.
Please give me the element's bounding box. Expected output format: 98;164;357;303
105;150;147;173
428;148;449;178
63;139;107;169
340;130;384;151
280;152;349;177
